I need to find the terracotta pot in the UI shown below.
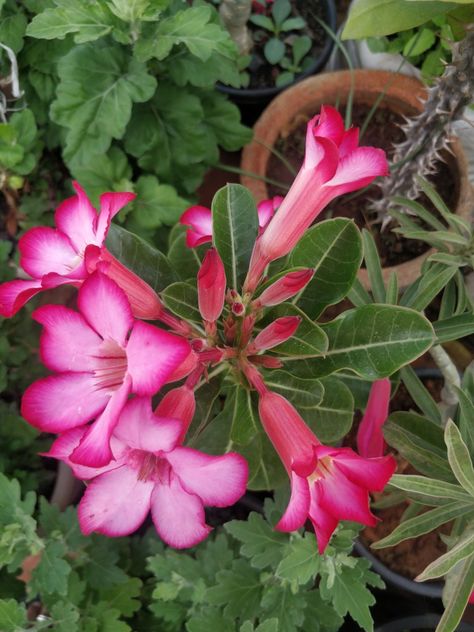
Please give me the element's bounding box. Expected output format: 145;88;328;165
240;69;474;289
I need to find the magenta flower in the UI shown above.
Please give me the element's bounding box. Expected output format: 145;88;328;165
44;397;248;547
0;182;135;317
357;378;391;458
245;106;389;291
21;272;191;467
180;196;283;249
256;269;314;307
259;391;396;553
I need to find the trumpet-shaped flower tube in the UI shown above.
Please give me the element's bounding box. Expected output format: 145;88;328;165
245;106;389;292
256;269;314;307
259;391;396;553
197;248;226;323
180;196;283;249
0;182;135;317
44;397;248;547
21;272;190;467
357;378;391;458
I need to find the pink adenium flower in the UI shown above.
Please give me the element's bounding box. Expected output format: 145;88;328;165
21;272;191;467
256;269;314;307
259;391;396;553
245;106;389;292
180;196;283;249
357;378;391;458
44;397;248;548
0;182;135;317
197;248;226;323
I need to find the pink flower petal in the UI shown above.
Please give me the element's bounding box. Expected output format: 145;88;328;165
44;427;125;479
308;483;339;554
276;471;310;532
54;182;98;252
70;376;132;468
257;196;283;229
325;146;389;193
40;272;83;289
166;447;248;507
318;464;376;526
335;452;397;492
77;272;133;346
151;474;211;548
33;305;102;373
314;105;345;145
21;372;109;432
114;397;182;452
78;465;153;536
357;378;391;458
180;206;212;248
0;279;43;317
95;192;136;244
126;321;190;396
339;127;359;157
19;227;79;278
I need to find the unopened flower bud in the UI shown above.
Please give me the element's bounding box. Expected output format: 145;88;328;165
257;269;314;307
197;248;226;323
252;316;301;351
155;385;196;442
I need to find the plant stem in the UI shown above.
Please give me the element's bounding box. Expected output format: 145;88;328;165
429;344;461;424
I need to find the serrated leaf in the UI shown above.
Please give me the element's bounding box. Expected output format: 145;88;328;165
30;540;71;596
70;146;132;205
212;184;259;290
51;43;157;162
290;219;363;318
50;601;80;632
261;584;307;632
133;175;189;229
445;420;474;497
276;533;320;584
0;599;27;632
206;560;263;620
100;577;143;617
225;513;287;569
106;223;176;292
187;608;236;632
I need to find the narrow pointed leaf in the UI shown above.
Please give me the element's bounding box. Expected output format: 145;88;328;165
436;556;474;632
362;228;385;303
445;420;474;497
417;531;474;581
400;366;442;425
389;474;473;503
434;314;474;344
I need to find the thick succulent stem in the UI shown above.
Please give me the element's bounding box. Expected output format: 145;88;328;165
429;344;461;424
372;27;474;226
219;0;253;56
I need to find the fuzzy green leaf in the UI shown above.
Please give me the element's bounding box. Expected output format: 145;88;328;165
276;533;320;585
225;513;287;569
30;540;71;596
206;560;263;620
0;600;27;632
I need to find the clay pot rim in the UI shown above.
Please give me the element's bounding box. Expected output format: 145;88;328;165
240;69;474;289
217;0;337;103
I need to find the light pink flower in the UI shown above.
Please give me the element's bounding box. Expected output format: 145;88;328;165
245;106;389;292
179;196;283;249
21;272;190;467
259;391;396;553
197;248;226;323
357;378;391;458
44;397;248;547
0;182;135;317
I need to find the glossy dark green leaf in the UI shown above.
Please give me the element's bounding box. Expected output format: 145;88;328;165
289;219;363;318
262;370;324;414
230;385;260;446
212;184;258;291
309;377;354;443
161;282;201;324
106;224;176;292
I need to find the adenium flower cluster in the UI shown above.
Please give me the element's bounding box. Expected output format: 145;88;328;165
2;105;397;553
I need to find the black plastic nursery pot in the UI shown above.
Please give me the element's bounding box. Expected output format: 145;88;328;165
217;0;337;118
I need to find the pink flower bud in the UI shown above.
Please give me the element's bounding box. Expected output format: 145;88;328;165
155;385;196;442
166;350;199;383
252;316;301;351
85;245;163;320
357;378;391;458
258;269;314;307
197;248;226;323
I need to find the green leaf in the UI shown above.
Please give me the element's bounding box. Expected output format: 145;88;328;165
135;6;229;62
51;43;157;163
372;502;472;548
290;219;363;318
0;13;27;54
434;314;474;344
106;224;176;292
261;584;307;632
400;366;442;425
206;560;263;620
200;91;252;151
187;608;236;632
272;0;291;24
403;26;436;55
0;599;27;632
249;14;274;30
281;17;307;31
402;264;457;311
306;376;354;443
362;229;385;303
212;184;259;290
26;0;119;43
161;282;201;324
445;419;474;497
264;303;328;357
70;146;132;205
455;386;474;456
264;38;285;64
225;513;288;569
384;411;454;481
262;370;324;417
133;175;189;229
417;530;474;581
100;577;143;617
436;555;474;632
238;431;287;491
229;385;260;445
342;0;456;39
30;540;71;596
389;474;473;503
50;601;80;632
286;305;434;379
276;533;320;584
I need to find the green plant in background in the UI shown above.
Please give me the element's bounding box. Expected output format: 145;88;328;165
275;35;312;87
0;479;383;632
0;0;251;244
